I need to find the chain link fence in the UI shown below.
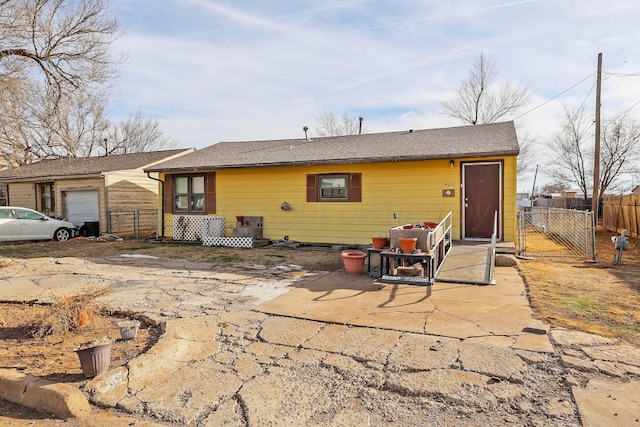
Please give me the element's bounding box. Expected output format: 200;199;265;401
107;209;159;239
517;207;596;260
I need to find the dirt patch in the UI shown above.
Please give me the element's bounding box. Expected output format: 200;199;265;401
0;239;346;272
0;303;160;382
518;227;640;345
0;241;343;380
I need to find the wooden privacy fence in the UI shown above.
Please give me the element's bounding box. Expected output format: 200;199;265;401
602;194;640;238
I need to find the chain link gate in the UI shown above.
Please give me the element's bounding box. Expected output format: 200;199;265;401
107;209;159;239
517;207;596;260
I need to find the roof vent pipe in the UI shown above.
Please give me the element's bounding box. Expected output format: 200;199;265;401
359;116;363;135
303;126;311;141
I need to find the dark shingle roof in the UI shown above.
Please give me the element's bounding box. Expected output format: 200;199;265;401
0;149;192;181
145;122;518;173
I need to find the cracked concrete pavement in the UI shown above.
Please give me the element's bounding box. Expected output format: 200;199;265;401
0;255;639;426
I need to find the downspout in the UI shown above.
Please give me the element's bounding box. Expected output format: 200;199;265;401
146;172;165;238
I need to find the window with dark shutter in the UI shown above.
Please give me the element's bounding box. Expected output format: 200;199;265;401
165;173;215;214
307;173;361;202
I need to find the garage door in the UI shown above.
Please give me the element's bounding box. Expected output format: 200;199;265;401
64;190;99;226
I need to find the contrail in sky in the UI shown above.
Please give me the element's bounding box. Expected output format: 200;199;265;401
344;0;538;33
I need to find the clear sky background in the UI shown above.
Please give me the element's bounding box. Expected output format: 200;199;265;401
108;0;640;192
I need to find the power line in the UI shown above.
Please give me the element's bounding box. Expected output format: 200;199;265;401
604;71;640;77
513;73;595;121
618;98;640;116
577;77;597;111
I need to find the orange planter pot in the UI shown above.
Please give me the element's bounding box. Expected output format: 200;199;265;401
371;236;389;249
341;250;367;275
399;237;418;254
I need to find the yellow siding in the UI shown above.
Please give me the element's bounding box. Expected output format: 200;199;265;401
8;183;36;209
160;156;518;244
503;156;517;242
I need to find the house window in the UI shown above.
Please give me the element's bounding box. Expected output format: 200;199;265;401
0;185;7;206
307;173;361;202
165;173;216;214
39;183;55;213
174;175;205;213
319;174;348;200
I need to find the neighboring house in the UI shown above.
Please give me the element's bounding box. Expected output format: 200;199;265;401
0;149;193;237
145;121;519;245
632;185;640;196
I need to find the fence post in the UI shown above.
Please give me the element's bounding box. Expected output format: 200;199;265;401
135;209;139;240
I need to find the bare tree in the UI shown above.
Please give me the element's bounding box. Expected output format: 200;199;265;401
102;110;179;155
442;53;532;178
599;114;640;195
541;182;571;193
314;110;367;137
515;133;536;178
0;0;121;164
0;81;110;163
442;53;531;125
550;107;640;202
0;0;120;109
549;107;592;199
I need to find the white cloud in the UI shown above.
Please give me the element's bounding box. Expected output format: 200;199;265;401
108;0;640;189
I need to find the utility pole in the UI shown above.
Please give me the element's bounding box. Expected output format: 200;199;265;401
530;164;538;200
591;52;602;219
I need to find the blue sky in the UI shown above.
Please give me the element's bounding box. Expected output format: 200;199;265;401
108;0;640;191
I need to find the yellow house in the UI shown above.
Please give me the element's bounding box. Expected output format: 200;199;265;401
145;122;519;244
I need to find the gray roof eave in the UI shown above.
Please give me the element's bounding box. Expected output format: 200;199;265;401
145;150;519;173
0;172;105;183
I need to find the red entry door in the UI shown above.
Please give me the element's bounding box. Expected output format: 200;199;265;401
462;162;502;240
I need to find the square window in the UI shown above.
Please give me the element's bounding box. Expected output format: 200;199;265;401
319;175;348;200
173;175;207;213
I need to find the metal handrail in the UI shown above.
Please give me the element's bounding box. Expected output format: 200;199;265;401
431;211;453;277
488;211;497;284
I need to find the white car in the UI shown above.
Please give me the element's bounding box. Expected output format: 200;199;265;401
0;207;79;242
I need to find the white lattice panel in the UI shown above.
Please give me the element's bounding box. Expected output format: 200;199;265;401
173;216;225;241
203;236;253;248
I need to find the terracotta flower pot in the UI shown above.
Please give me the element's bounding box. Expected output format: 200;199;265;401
423;221;438;229
399;237;418;254
75;341;112;378
371;236;389;249
341;250;367;275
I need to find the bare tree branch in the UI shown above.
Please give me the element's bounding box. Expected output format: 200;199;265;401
441;53;531;125
102;109;178;155
0;0;158;164
314;110;367;137
0;0;121;104
549;107;640;201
